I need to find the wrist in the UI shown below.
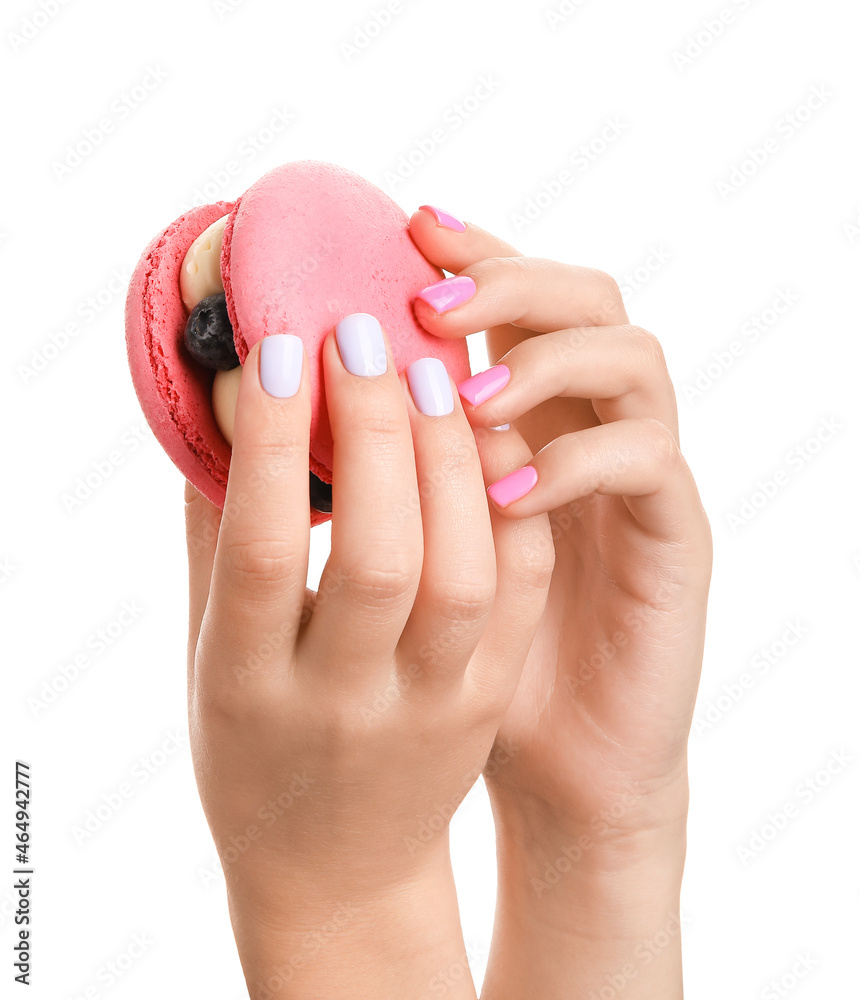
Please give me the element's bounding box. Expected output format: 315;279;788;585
226;841;477;1000
481;780;689;1000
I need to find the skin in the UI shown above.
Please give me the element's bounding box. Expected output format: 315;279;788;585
183;208;712;998
408;208;713;998
184;316;555;998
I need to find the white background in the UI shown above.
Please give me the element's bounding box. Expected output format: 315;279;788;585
3;0;858;997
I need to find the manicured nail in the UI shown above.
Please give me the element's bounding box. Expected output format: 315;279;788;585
487;465;538;507
335;312;387;376
457;364;511;407
260;334;303;398
415;276;476;315
406;357;454;416
419;205;467;232
491;424;510;431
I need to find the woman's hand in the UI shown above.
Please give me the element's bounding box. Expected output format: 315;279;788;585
409;207;713;999
183;314;554;999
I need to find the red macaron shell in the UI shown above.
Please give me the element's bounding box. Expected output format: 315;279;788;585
125;201;236;510
221;160;472;477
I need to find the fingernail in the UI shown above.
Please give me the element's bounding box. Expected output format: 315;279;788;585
487;465;538;507
419;205;467;232
335;312;388;376
457;364;511;407
260;334;303;398
491;424;510;431
406;357;454;416
415;276;476;315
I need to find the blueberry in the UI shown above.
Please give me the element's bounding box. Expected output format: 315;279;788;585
309;471;332;513
184;293;239;370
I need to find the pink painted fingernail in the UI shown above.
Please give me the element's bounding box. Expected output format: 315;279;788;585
458;364;511;407
487;466;538;508
419;205;467;232
415;276;476;314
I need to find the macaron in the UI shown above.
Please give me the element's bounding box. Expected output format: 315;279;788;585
124;160;472;526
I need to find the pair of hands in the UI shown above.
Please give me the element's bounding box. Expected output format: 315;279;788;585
183;207;712;999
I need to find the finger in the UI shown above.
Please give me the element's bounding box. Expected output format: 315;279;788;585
299;314;423;682
409;204;523;271
456;323;679;441
412;254;630;341
184;479;221;689
462;422;555;706
206;334;311;664
484;418;709;545
395;359;496;685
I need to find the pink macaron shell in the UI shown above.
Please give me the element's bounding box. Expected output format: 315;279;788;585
125;202;236;510
221;160;472;476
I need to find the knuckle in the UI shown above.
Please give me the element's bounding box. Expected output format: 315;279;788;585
626;325;668;374
353;404;403;445
342;558;420;608
436;430;479;480
245;438;306;486
495;254;534;297
512;529;556;592
637;416;680;467
221;537;302;593
590;267;624;311
424;573;496;625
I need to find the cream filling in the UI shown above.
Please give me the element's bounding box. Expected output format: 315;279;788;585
180;213;241;444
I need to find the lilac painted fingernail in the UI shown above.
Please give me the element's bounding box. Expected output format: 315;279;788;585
415;276;476;315
260;334;303;398
487;465;538;507
335;312;387;376
406;357;454;416
419;205;467;232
